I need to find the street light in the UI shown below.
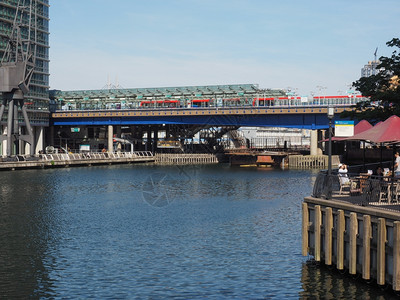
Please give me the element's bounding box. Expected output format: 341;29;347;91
327;106;335;175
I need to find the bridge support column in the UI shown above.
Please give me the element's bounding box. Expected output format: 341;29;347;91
153;129;158;154
1;126;6;156
310;130;322;156
35;126;44;155
108;125;113;153
146;128;152;152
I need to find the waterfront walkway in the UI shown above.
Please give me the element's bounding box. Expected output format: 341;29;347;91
312;170;400;211
0;151;154;170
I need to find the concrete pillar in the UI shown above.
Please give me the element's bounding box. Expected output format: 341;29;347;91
35;126;44;155
108;125;113;153
24;139;30;155
1;126;7;156
310;130;319;156
153;129;158;154
147;128;152;151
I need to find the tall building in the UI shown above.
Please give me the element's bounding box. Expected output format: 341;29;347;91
0;0;50;154
361;60;380;77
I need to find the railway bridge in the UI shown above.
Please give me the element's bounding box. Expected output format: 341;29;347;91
49;84;365;155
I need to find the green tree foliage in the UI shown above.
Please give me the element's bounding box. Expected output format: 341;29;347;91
342;38;400;121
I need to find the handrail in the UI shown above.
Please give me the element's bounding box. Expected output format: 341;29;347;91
313;169;400;207
36;151;153;161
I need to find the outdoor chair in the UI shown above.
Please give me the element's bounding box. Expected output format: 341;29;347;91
350;173;370;196
391;182;400;203
338;174;351;195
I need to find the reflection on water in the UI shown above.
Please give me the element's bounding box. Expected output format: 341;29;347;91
0;165;397;298
300;261;399;299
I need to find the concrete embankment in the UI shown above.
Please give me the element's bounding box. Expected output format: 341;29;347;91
0;152;154;171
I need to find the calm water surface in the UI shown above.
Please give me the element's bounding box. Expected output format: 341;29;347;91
0;164;397;298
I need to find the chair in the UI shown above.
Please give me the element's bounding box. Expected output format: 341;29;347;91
350;174;370;196
338;174;351;195
378;182;390;203
391;182;400;203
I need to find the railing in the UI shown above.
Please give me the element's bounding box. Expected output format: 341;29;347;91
313;169;400;208
38;151;153;161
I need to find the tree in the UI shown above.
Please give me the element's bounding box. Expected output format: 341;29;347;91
342;38;400;121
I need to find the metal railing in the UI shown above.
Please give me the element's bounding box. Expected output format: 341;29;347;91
313;169;400;208
38;151;153;161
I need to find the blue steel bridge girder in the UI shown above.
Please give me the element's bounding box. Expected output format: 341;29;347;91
52;112;343;130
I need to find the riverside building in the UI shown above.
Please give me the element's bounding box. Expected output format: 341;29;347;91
0;0;50;155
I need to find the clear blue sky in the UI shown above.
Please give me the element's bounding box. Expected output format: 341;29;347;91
49;0;400;96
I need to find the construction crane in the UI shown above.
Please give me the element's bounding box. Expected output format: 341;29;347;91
0;0;37;156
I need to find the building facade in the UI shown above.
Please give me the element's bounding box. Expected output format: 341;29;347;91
361;60;380;77
0;0;50;155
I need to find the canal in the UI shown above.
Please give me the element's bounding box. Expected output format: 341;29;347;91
0;164;398;298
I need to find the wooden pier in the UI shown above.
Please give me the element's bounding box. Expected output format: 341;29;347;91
302;196;400;290
289;155;340;168
0;151;154;171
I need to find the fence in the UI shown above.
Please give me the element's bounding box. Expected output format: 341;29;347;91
312;169;400;208
155;153;219;164
288;155;340;168
38;151;153;161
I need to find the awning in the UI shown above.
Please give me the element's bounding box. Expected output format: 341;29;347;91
344;115;400;143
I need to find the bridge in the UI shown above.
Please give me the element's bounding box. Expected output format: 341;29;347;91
49;84;366;155
52;106;349;129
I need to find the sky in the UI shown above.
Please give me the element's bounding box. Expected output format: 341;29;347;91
49;0;400;96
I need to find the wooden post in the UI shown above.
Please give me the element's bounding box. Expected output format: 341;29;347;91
393;221;400;291
362;215;371;280
377;218;386;285
325;207;333;265
314;205;321;262
337;209;345;270
349;212;358;275
302;202;309;256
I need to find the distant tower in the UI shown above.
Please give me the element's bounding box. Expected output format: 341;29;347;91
361;47;380;77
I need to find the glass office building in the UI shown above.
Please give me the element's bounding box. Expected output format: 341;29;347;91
0;0;50;154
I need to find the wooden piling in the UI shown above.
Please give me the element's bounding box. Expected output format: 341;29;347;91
362;215;371;281
324;207;333;265
337;209;345;271
349;212;358;275
314;205;321;262
377;218;386;286
303;197;400;291
393;221;400;291
302;202;309;257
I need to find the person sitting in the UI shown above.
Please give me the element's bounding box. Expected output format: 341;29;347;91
338;163;350;185
375;166;384;177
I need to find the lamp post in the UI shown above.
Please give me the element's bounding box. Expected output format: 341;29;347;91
327;106;335;175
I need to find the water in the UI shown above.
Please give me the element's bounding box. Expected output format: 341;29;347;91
0;164;398;298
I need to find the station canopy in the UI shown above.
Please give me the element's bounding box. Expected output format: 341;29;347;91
51;84;287;101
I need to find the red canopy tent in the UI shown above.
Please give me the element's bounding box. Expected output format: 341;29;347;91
344;115;400;143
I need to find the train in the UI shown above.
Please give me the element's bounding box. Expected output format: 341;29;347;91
138;95;366;108
60;95;367;111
